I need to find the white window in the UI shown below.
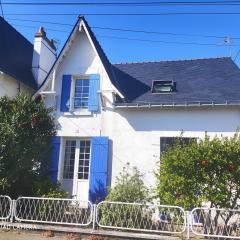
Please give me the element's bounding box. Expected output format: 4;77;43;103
63;140;76;179
74;79;90;109
78;140;91;180
63;139;91;180
70;76;90;111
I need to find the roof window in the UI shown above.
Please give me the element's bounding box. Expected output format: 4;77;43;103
152;80;175;93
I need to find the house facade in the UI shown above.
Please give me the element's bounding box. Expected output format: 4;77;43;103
34;16;240;203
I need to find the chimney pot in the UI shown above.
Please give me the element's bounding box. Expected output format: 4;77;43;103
35;26;46;38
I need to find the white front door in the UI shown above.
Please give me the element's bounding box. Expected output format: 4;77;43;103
61;139;91;202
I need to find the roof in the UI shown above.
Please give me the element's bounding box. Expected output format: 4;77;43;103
0;17;36;89
112;57;240;106
36;16;240;107
37;16;118;94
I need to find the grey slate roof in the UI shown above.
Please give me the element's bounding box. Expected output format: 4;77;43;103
37;16;240;106
112;57;240;105
0;17;36;89
81;17;240;106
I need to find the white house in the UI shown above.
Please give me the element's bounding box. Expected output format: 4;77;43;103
33;16;240;203
0;16;56;97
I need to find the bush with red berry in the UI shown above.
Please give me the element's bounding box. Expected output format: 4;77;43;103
156;133;240;210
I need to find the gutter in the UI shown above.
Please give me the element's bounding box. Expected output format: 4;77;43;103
114;101;240;109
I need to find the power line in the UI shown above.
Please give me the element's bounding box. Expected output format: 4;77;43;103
7;18;73;27
234;49;240;61
7;17;240;41
0;0;4;18
97;34;238;46
3;1;240;6
12;24;70;33
5;12;240;16
93;26;238;40
11;22;236;47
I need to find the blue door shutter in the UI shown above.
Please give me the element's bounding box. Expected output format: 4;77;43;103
60;75;71;112
89;137;109;203
50;136;61;183
88;74;100;112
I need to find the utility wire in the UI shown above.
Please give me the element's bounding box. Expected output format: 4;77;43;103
11;23;237;47
12;24;70;33
5;12;240;16
6;18;240;41
234;49;240;61
0;0;4;18
4;1;240;6
97;34;238;46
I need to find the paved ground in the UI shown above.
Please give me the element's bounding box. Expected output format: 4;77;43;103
0;230;127;240
0;230;183;240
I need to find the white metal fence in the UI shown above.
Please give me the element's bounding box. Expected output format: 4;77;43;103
2;195;240;239
96;201;186;234
191;207;240;239
14;197;93;226
0;195;12;220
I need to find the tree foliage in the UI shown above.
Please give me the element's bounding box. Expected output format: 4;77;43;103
156;133;240;210
106;164;149;202
0;93;57;198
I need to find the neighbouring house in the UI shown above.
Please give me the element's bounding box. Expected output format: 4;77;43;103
33;16;240;203
0;16;56;97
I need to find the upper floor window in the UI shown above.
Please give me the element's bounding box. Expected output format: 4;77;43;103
60;74;100;113
73;78;90;109
152;80;175;93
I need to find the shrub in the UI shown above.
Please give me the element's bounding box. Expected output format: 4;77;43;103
0;93;56;198
98;164;151;229
156;133;240;235
106;164;149;202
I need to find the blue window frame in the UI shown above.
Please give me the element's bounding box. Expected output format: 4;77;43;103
74;79;90;109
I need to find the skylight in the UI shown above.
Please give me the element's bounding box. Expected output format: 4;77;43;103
152;80;175;93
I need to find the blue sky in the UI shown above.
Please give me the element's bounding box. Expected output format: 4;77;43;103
2;1;240;65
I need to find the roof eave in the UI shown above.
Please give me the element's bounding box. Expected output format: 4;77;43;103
114;101;240;109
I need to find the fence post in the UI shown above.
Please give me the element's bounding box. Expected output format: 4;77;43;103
185;211;190;240
10;200;16;223
92;204;96;230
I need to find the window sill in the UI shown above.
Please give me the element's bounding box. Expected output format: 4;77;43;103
63;111;92;116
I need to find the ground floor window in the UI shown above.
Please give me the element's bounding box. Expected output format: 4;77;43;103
160;137;196;153
63;139;91;180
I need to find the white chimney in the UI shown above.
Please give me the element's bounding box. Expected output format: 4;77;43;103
32;27;57;87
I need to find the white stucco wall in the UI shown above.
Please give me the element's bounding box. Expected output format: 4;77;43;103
105;107;240;188
0;72;33;97
41;24;240;194
32;37;56;87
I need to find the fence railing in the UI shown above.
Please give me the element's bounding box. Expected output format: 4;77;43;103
96;201;186;234
191;207;240;239
0;195;12;220
2;195;240;239
14;197;93;226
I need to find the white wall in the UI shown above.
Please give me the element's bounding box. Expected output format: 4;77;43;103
32;37;56;87
0;72;33;97
105;107;240;188
41;24;240;193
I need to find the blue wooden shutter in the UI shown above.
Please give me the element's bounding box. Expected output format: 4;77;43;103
60;75;71;112
89;137;109;203
88;74;100;112
50;136;61;183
